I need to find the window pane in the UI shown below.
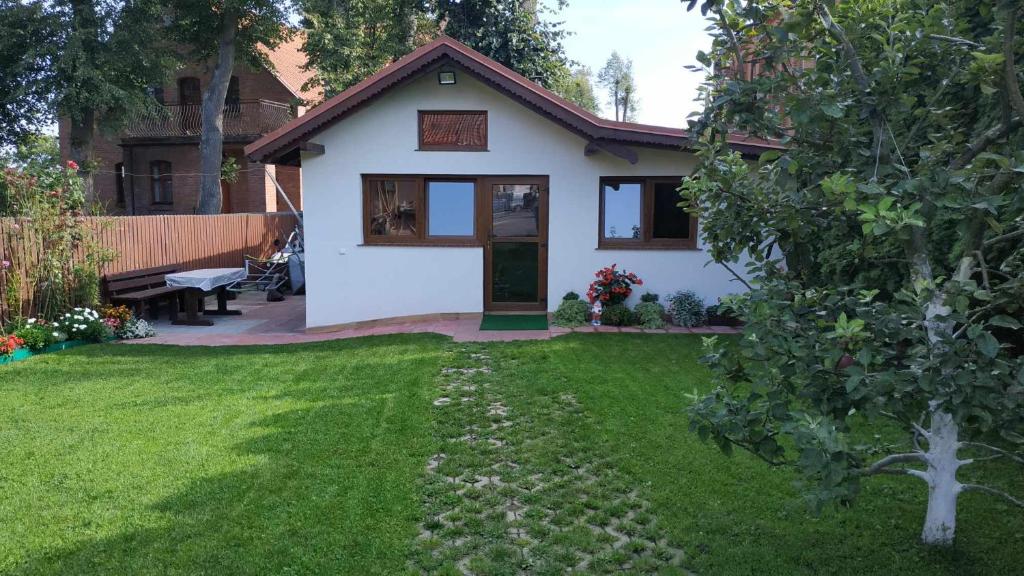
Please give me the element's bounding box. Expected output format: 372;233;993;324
492;184;539;237
369;179;417;236
602;182;642;239
652;181;690;239
427;181;475;236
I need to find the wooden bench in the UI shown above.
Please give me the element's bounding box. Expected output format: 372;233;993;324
103;266;185;321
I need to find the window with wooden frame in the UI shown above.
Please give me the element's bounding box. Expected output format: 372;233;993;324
418;111;488;151
363;175;479;246
150;161;173;205
598;177;697;249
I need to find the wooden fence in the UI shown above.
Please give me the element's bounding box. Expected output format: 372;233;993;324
0;212;298;319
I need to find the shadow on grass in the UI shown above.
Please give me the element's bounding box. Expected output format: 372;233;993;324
6;335;445;575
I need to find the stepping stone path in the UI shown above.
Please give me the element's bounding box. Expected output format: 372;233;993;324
410;344;691;575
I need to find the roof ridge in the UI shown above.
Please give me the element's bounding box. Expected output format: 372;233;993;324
246;36;782;163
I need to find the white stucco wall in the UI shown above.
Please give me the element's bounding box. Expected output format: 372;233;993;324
300;72;746;328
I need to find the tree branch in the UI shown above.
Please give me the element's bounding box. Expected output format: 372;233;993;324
950;117;1022;170
815;4;885;164
960;483;1024;508
927;34;984;49
858;452;927;476
717;260;754;290
983;225;1024;247
1002;3;1024;120
961;442;1024;466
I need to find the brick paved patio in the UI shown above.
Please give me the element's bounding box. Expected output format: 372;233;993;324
128;292;738;346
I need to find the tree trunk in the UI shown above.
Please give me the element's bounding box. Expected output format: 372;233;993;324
68;110;96;205
197;9;239;215
920;408;962;545
68;0;99;206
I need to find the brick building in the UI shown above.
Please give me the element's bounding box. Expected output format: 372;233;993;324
59;35;319;215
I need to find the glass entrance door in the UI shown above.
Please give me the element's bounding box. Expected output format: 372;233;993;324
484;177;548;311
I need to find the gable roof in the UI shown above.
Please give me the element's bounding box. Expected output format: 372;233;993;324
258;32;322;104
246;36;782;164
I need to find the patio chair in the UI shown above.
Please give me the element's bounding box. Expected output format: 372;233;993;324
228;227;303;296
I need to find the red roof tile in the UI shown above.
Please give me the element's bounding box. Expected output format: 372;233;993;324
258;32;322;104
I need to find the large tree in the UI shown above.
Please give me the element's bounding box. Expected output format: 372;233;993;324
681;0;1024;546
552;65;599;113
300;0;428;95
0;0;174;202
434;0;570;89
597;51;637;121
169;0;292;214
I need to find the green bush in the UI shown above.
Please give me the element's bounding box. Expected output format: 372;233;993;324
668;290;706;327
640;292;660;303
14;323;57;351
562;291;581;301
552;299;589;327
634;302;666;329
600;304;635;326
71;266;100;308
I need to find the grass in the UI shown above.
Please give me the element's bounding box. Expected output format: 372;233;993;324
1;333;1022;575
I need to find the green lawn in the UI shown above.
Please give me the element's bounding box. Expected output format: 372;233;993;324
1;334;1021;575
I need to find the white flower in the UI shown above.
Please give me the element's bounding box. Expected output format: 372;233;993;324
27;318;36;324
74;315;82;320
52;332;59;337
74;307;82;311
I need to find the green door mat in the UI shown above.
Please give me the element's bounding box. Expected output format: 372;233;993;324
480;314;549;331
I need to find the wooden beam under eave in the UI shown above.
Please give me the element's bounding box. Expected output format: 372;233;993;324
299;141;325;155
584;140;638;164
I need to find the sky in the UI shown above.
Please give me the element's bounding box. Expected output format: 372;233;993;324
550;0;713;128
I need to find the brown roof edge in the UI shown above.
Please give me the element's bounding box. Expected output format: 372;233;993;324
245;36;784;164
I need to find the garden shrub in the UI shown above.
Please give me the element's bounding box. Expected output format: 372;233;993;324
634;302;666;329
14;322;56;351
54;307;110;342
668;290;706;327
118;317;156;339
562;291;580;301
600;304;635;326
552;299;589;327
71;265;100;308
640;292;660;303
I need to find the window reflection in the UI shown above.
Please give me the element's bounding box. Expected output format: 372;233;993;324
491;184;540;237
602;182;641;239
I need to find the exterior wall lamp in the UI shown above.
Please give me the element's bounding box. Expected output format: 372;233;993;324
438;68;456;85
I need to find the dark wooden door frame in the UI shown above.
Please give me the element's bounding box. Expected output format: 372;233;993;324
482;176;549;312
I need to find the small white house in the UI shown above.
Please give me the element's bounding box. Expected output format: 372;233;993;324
246;37;779;331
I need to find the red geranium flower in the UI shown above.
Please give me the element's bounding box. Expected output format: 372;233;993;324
66;160;79;170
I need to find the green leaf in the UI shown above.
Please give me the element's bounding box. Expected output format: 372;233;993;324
988;315;1021;330
758;150;782;165
975;331;1000;358
821;102;844;118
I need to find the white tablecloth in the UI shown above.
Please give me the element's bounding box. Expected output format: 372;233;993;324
165;268;246;292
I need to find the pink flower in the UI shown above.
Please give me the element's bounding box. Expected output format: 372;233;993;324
66;160;79;171
1;260;9;269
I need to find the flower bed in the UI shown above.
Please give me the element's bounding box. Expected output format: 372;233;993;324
1;306;155;366
0;339;91;365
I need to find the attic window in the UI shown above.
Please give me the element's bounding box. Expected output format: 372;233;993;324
418;110;488;151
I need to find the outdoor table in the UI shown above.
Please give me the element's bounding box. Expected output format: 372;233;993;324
165;268;247;326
